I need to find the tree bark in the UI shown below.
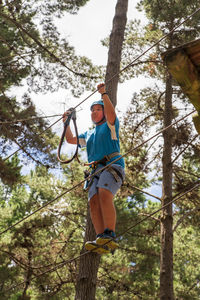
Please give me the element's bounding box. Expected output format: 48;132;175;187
75;0;128;299
160;72;174;300
75;204;100;300
105;0;128;107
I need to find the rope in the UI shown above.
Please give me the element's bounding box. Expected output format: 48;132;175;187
0;114;63;125
57;109;80;164
126;183;161;201
0;109;195;237
3;116;63;162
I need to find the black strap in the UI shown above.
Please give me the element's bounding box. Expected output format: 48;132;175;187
92;152;121;168
107;166;124;183
57;109;80;164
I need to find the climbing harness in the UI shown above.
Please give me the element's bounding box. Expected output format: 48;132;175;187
57;108;80;164
83;152;124;191
84;152;121;168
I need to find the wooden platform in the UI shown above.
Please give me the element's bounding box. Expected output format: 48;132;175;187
162;38;200;133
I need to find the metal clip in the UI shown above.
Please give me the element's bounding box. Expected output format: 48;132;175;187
83;170;90;191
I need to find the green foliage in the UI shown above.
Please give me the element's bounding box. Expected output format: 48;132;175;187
0;0;102;95
0;93;59;184
0;0;103;185
0;162;87;299
0;154;22;186
173;225;200;299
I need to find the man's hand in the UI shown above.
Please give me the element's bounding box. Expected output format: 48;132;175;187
62;109;73;123
97;83;106;95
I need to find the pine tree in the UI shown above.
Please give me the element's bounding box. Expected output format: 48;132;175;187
0;0;101;185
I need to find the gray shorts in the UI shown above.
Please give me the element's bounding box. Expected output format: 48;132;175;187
88;164;125;200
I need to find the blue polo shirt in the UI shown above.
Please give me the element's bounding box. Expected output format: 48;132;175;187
79;117;125;168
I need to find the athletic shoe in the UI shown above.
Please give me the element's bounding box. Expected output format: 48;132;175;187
85;240;110;254
96;228;119;250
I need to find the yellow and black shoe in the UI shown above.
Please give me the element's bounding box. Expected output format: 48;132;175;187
96;228;119;251
85;240;110;254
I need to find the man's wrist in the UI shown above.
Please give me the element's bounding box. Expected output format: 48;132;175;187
101;92;107;97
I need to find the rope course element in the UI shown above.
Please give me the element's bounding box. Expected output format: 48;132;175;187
5;179;200;293
0;109;195;237
1;6;200;163
57;109;80;164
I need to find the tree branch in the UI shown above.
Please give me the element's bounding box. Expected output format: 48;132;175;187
173;207;200;232
0;12;98;79
126;182;161;201
172;134;198;164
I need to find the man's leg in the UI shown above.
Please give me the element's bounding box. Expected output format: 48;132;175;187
98;188;116;231
85;193;110;254
95;188;119;251
89;193;104;235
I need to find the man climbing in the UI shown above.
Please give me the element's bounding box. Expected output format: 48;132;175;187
63;83;125;254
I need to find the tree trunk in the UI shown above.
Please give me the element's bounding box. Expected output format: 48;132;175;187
160;72;174;300
75;1;128;299
105;0;128;107
75;204;101;300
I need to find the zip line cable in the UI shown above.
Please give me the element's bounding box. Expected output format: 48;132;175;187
3;116;63;162
0;114;63;125
2;6;200;163
5;179;200;293
0;107;193;125
0;109;195;237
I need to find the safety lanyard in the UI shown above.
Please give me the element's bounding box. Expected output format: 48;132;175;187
57;109;80;164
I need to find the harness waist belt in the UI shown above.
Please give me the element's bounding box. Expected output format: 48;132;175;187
95;152;121;166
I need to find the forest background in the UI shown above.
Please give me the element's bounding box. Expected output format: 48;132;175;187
0;0;200;299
